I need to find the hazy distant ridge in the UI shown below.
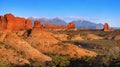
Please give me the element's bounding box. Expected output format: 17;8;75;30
28;17;104;29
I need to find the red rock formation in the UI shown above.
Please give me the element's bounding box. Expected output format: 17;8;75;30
0;13;32;31
25;19;32;29
0;16;7;30
67;22;75;29
51;24;59;29
33;20;43;28
4;14;15;31
15;17;26;30
104;22;109;31
0;13;77;31
60;25;66;29
44;22;51;29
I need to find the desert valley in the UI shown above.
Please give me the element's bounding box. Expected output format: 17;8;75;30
0;13;120;67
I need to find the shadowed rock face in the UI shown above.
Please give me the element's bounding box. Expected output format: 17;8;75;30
0;16;7;30
25;19;32;29
0;14;32;31
104;23;109;31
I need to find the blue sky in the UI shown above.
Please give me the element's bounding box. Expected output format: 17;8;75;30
0;0;120;27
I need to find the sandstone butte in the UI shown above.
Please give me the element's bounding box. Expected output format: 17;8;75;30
0;14;32;31
0;13;76;31
104;22;109;31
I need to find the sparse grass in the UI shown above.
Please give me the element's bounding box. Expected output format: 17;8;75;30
0;61;11;67
50;30;120;53
62;40;120;54
48;54;70;67
50;29;120;37
0;41;4;44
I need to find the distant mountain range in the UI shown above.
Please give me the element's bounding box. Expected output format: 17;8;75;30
28;17;103;29
28;17;67;25
73;20;103;29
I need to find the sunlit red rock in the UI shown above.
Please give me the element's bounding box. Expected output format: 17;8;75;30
67;22;75;29
33;20;43;28
51;24;59;29
44;22;51;29
4;14;15;31
15;17;26;30
0;13;32;31
104;22;109;31
25;19;32;29
60;24;66;29
0;13;77;31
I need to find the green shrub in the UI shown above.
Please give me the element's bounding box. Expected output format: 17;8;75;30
0;61;11;67
49;54;70;67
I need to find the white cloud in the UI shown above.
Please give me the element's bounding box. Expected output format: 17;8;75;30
64;16;106;23
64;16;84;21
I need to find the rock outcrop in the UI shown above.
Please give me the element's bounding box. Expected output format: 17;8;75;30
33;20;43;28
44;23;51;29
51;24;59;29
0;13;77;31
25;29;58;46
60;25;67;29
103;22;114;32
4;32;52;62
0;14;32;31
104;23;109;31
67;22;75;29
0;16;7;30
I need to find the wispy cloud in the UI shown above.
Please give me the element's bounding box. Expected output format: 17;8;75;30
64;16;105;22
64;16;84;21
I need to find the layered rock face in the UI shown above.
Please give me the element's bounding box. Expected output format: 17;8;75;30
0;14;32;31
104;23;109;31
